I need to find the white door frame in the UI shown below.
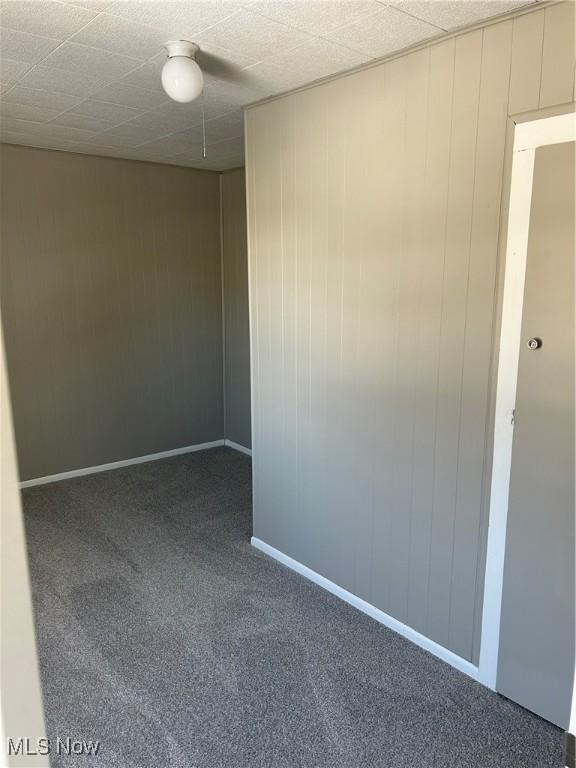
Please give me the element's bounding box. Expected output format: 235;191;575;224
477;110;576;689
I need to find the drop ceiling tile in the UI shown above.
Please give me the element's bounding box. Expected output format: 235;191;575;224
119;149;167;161
174;152;207;164
196;40;262;74
70;98;141;123
0;101;61;122
158;108;245;149
42;41;142;80
177;153;222;169
149;112;245;154
200;91;244;120
203;76;267;107
70;13;166;60
190;153;242;170
59;1;112;10
49;110;115;131
204;109;244;143
248;1;383;36
325;4;441;58
0;0;539;169
223;156;243;168
89;81;169;110
141;96;230;133
35;122;99;143
207;135;244;155
134;133;201;156
0;130;28;145
116;53;165;92
121;145;185;162
102;123;166;147
68;131;137;149
69;142;128;157
4;85;83;111
169;146;204;161
172;148;214;168
267;36;371;81
145;101;203;129
388;1;535;31
104;1;244;38
240;61;312;96
19;64;108;96
0;1;97;41
1;131;76;149
0;58;32;85
1;116;49;134
1;116;96;142
196;9;312;61
0;28;61;64
114;110;178;138
98;121;165;145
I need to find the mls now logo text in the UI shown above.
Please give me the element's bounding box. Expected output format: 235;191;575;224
8;737;100;756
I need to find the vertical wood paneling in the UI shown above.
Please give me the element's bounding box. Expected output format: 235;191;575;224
266;101;287;547
278;96;299;565
246;6;575;664
245;105;263;513
388;49;431;624
539;2;575;108
449;20;513;660
426;29;483;650
350;64;388;600
336;73;369;592
250;102;279;544
222;168;251;449
291;89;316;568
407;38;455;635
321;79;350;581
508;11;544;116
303;86;331;573
0;145;222;481
370;53;409;615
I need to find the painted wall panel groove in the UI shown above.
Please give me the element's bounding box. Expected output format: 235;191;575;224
407;38;455;637
449;21;514;661
425;29;483;652
246;5;575;663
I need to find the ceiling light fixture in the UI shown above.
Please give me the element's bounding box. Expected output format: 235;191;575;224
161;41;204;103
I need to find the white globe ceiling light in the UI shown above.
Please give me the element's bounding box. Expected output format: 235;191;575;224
161;41;203;103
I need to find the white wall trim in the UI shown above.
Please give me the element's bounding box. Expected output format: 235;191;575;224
19;440;225;488
224;439;252;456
252;537;479;681
477;110;576;689
514;111;575;152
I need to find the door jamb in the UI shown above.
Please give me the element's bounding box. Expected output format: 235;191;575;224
477;109;576;689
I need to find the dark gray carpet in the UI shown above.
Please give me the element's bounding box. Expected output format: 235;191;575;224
23;447;562;768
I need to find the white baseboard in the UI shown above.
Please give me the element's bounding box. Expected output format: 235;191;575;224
251;536;480;682
224;439;252;456
19;440;226;488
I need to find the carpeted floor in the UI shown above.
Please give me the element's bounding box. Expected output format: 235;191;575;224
23;447;562;768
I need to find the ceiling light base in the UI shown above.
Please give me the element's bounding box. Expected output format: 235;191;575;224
164;41;199;59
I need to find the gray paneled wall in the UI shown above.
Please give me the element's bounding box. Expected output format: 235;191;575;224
0;145;223;481
222;169;251;449
245;3;575;665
